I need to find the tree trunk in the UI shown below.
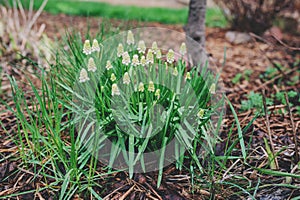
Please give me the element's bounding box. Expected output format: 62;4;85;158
184;0;207;68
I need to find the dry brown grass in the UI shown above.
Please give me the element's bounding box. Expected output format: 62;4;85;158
0;0;53;69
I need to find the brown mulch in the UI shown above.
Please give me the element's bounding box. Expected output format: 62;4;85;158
0;11;300;199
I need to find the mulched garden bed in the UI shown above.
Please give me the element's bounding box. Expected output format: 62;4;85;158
0;11;299;199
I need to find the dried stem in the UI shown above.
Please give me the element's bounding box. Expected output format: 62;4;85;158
284;92;299;163
262;89;279;169
0;0;51;67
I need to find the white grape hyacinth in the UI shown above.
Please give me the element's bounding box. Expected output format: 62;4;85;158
105;60;113;70
148;81;155;92
151;41;158;54
185;72;191;80
138;82;144;92
127;30;135;45
123;72;131;85
83;40;92;55
87;57;97;72
79;69;90;83
110;73;117;82
167;49;175;64
156;49;162;59
179;42;187;56
131;54;139;66
137;40;146;54
117;43;124;57
172;67;178;77
155;89;160;99
111;83;120;96
210;83;216;94
91;39;100;52
122;52;131;66
140;55;146;66
197;108;205;119
146;50;154;65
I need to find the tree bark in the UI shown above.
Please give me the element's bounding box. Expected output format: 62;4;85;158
184;0;207;68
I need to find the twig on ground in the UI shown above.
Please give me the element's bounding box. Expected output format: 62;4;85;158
284;92;299;163
250;32;288;79
17;167;42;178
13;172;25;189
133;180;160;200
253;68;298;92
250;32;300;51
102;184;128;200
0;187;19;196
119;184;135;200
144;182;163;200
198;189;224;200
250;32;271;44
262;89;279;169
267;104;287;111
0;146;18;153
222;159;241;181
272;34;300;51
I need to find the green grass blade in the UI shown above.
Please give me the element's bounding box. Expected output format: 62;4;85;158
128;134;135;179
226;96;247;160
60;169;73;200
157;137;168;188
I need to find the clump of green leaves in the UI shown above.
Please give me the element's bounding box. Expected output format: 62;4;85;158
232;69;252;84
57;30;222;187
275;90;298;106
4;74;112;199
259;66;278;80
241;89;300;115
241;91;273;112
3;27;223;198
